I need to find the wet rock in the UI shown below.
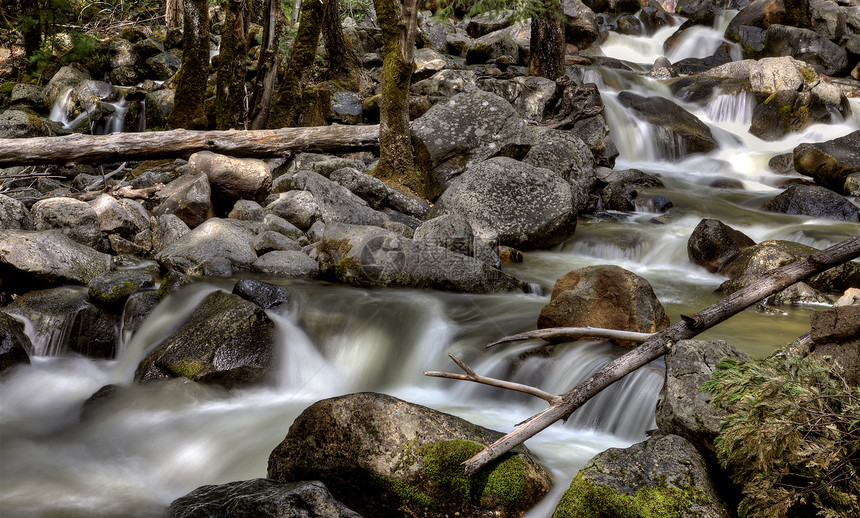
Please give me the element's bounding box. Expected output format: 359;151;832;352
649;56;677;79
748;88;837;141
687;218;756;273
169;479;362;518
156;218;257;275
553;434;729;518
411;90;533;198
0;313;31;373
600;168;664;188
315;222;526;293
845;173;860;196
232;279;291;310
706;56;804;94
561;0;599;50
153;173;213;228
42;66;90;110
268;392;552;518
640;4;676;35
134;290;276;388
537;265;671;344
68;302;121;358
189;151;273;214
88;270;155;310
432;157;577;250
616;91;718;158
524;129;596;212
598;182;636;212
0;230;113;290
0;110;50;138
121;291;160;339
0;194;34;230
253;250;320;278
761;184;860;222
762;24;847;76
792;130;860;193
656;340;751;457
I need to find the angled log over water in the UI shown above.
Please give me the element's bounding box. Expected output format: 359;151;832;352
427;235;860;476
0;125;380;167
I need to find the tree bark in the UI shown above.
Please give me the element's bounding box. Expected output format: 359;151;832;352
166;0;183;29
216;0;249;130
373;0;420;191
450;235;860;475
0;125;380;167
250;0;285;130
167;0;210;129
323;0;361;88
528;4;565;80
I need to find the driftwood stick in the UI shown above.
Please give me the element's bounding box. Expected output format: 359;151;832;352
425;354;560;404
0;125;380;167
486;327;654;348
457;235;860;476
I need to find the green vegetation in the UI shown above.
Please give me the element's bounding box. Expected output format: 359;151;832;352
168;359;206;379
701;345;860;518
552;473;705;518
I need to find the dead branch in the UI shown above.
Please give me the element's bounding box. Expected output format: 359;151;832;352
486;327;653;348
73;183;163;202
431;235;860;476
425;354;561;404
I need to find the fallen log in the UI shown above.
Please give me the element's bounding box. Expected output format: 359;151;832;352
0;124;380;167
426;235;860;476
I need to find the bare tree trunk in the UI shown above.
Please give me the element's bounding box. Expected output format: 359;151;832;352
435;236;860;475
167;0;210;129
373;0;420;191
0;125;380;166
528;4;565;80
166;0;183;29
216;0;249;130
323;0;361;88
250;0;284;130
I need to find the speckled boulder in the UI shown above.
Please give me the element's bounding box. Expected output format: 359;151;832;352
32;197;104;251
431;157;577;250
552;434;729;518
169;479;362;518
537;265;670;344
0;194;34;230
268;392;552;518
134;290;276;388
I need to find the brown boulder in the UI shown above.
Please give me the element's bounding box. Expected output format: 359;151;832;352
537;265;670;345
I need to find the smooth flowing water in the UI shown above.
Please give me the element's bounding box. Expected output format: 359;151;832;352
4;16;860;518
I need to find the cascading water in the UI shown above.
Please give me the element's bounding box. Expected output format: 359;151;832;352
3;9;860;518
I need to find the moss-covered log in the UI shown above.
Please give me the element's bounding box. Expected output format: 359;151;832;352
167;0;210;129
215;0;249;130
266;0;325;129
373;0;421;191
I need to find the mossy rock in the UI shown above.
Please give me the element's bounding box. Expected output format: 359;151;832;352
88;270;155;309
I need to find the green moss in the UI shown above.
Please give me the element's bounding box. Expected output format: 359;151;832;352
418;440;528;506
0;82;14;95
552;473;704;518
370;473;434;508
799;67;817;83
168;360;206;379
316;238;362;280
763;92;776;104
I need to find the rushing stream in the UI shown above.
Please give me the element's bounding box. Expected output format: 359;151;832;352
3;12;860;518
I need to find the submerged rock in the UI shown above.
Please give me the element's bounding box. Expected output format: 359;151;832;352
761;184;860;222
134;290;276;388
268;392;552;518
170;479;362;518
538;265;670;344
552;434;730;518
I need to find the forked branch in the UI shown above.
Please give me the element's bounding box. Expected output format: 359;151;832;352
428;235;860;476
425;354;561;404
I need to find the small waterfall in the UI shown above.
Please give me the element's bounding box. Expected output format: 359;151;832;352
138;98;147;132
48;87;74;125
103;96;129;134
705;91;757;125
3;287;90;357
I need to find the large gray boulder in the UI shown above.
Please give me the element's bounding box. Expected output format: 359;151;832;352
706;57;807;95
412;90;533;198
656;340;751;458
31;197;104;251
314;222;526;293
553;434;729;518
0;229;113;290
761;184;860;222
524;129;596;212
134;290;276;388
431;157;577;250
615;92;718;158
0;110;50;138
267;392;552;518
561;0;599;50
273;170;387;227
156;218;257;275
188;151;273;212
152;173;213;228
476;75;558;121
537;265;670;344
762;24;848;76
793;130;860;193
169;479;362;518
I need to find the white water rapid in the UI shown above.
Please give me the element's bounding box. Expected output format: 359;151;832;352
3;11;860;518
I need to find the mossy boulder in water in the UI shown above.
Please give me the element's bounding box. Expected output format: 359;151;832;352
793;130;860;194
538;265;670;344
88;270;155;310
134;290;276;388
267;392;552;518
552;434;729;518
